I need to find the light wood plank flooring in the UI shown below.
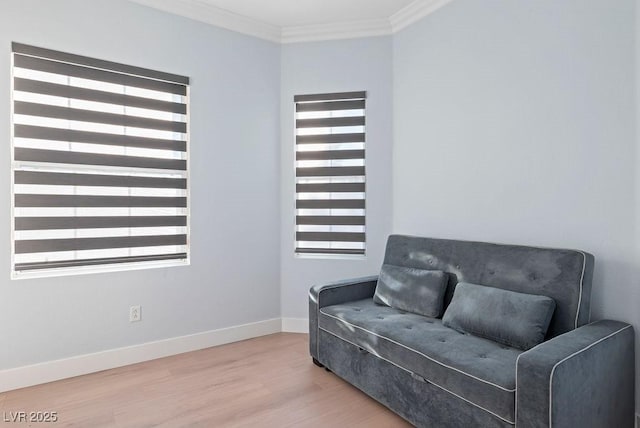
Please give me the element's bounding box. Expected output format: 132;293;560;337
0;333;410;427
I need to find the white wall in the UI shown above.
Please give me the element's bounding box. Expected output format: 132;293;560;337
0;0;281;369
393;0;639;413
279;37;393;320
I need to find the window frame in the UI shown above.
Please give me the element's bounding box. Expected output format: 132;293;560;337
293;91;367;258
10;43;190;279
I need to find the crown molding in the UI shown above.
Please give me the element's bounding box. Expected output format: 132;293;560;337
128;0;454;44
390;0;454;33
128;0;281;43
281;19;391;44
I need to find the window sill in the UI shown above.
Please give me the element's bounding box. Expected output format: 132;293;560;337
294;253;366;261
11;258;190;280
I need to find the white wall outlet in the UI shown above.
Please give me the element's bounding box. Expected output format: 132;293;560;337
129;305;141;322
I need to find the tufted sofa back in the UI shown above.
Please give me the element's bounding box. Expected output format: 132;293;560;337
383;235;594;338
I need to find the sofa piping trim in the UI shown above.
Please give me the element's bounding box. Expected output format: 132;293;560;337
320;310;516;392
513;336;548;425
319;327;515;425
573;251;587;329
548;324;631;427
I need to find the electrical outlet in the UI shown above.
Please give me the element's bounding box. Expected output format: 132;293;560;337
129;305;141;322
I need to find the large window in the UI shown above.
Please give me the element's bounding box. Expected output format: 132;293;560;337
294;91;366;256
11;43;189;278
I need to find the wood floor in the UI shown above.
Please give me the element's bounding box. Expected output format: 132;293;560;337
0;333;410;427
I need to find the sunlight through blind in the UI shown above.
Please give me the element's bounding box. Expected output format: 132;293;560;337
11;42;189;275
294;91;366;256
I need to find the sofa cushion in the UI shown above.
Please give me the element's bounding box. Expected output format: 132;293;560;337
373;264;448;317
443;282;556;351
319;298;522;425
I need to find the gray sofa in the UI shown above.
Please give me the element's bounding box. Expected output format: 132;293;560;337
309;235;635;427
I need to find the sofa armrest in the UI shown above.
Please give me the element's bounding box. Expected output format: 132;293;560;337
308;276;378;360
516;320;635;428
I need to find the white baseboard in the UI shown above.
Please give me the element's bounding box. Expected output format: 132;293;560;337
0;318;281;393
281;317;308;333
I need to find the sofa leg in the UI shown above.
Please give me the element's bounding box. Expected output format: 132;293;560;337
312;358;324;368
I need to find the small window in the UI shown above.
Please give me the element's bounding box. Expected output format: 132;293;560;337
294;91;366;256
11;42;189;278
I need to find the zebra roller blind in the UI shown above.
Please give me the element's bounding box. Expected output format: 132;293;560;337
11;42;189;276
294;91;366;255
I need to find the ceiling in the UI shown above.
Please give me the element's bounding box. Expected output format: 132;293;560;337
200;0;414;28
129;0;453;43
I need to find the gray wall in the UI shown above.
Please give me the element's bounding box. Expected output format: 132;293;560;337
0;0;281;369
279;37;393;320
393;0;639;413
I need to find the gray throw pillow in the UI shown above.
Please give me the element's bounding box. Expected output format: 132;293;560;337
442;282;556;350
373;264;448;318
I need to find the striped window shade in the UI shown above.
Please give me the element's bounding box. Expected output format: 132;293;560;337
294;91;366;256
11;42;189;277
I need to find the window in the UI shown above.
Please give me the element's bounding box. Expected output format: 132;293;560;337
11;42;189;278
294;91;366;256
